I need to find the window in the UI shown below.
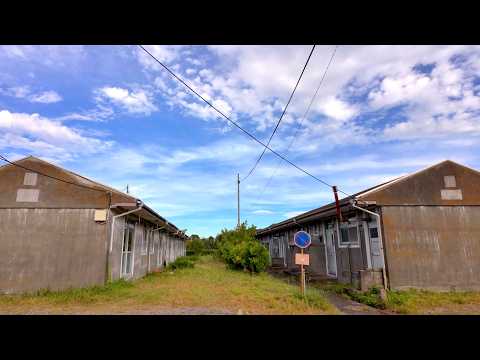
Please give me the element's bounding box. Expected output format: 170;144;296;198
16;189;39;202
121;222;135;276
339;223;360;247
24;172;38;186
369;227;378;238
444;175;456;188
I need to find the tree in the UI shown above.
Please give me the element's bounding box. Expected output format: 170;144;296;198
217;222;269;273
186;235;205;255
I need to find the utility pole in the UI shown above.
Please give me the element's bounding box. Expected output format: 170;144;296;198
237;173;240;228
126;184;129;194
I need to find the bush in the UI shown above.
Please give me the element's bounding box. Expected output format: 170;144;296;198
186;254;200;262
217;222;270;273
186;238;205;255
167;256;195;271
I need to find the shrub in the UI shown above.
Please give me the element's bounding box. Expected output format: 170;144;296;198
167;256;195;271
186;254;200;262
217;222;270;273
186;237;206;255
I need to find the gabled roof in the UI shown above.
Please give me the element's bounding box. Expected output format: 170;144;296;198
0;155;137;201
256;160;477;236
0;155;188;239
256;176;401;235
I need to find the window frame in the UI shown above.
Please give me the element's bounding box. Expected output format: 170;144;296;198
338;222;361;248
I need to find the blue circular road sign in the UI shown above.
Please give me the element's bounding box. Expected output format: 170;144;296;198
294;231;311;249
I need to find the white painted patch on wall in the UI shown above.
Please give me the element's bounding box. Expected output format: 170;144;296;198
23;172;38;186
94;209;107;222
441;189;463;200
16;189;40;202
443;175;456;188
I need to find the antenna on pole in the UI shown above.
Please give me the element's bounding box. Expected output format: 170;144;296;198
237;173;240;228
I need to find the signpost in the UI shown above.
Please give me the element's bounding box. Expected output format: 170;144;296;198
294;230;311;297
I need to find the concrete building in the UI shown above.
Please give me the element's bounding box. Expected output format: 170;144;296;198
0;156;187;294
256;160;480;291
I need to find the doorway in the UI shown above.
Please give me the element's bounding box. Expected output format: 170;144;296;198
121;222;135;278
325;223;337;277
367;220;384;269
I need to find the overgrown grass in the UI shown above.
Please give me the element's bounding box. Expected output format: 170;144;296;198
0;255;337;314
317;281;480;314
386;289;480;314
166;256;196;271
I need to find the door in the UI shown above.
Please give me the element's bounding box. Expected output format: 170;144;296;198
121;222;135;278
325;223;337;277
271;237;280;257
367;220;384;269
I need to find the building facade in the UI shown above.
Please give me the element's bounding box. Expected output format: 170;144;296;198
257;160;480;291
0;156;187;294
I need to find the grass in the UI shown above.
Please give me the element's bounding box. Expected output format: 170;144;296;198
0;255;336;315
317;281;480;314
386;289;480;314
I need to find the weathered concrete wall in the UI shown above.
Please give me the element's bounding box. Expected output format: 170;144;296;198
360;160;480;206
382;206;480;291
359;270;384;291
0;208;107;294
0;157;133;209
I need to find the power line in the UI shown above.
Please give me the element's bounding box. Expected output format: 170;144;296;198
0;154;109;194
137;45;354;199
257;45;339;200
241;45;316;182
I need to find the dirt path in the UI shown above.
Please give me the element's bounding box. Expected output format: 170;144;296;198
325;293;395;315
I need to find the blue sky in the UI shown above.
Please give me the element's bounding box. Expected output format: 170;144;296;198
1;45;480;237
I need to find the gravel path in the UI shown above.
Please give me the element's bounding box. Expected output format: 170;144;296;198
325;293;395;315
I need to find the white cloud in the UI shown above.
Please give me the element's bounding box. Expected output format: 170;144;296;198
318;96;358;121
29;90;62;104
135;45;186;71
368;58;480;141
0;45;86;67
96;86;157;115
284;211;308;218
136;45;478;147
1;86;62;104
56;104;115;122
2;86;31;98
0;110;113;161
252;210;275;215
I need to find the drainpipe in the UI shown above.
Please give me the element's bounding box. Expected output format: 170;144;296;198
350;200;388;290
109;200;144;253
